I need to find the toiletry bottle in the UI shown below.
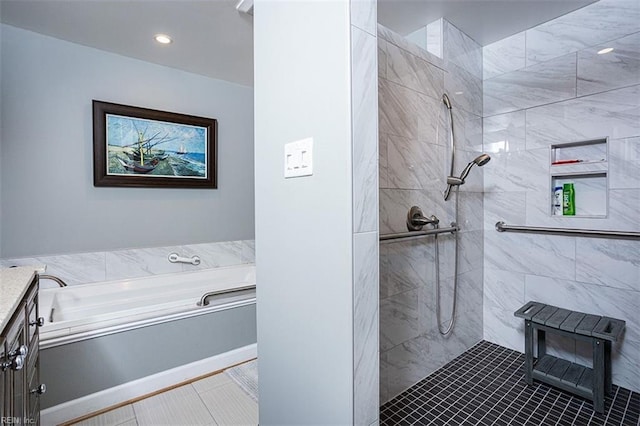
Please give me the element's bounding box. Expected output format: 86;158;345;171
554;186;563;215
563;183;575;216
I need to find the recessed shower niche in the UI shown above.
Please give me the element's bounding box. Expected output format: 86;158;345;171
549;139;608;218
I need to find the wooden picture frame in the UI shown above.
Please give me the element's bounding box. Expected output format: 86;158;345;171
93;100;217;188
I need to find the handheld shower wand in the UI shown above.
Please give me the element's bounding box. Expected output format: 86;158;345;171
444;154;491;200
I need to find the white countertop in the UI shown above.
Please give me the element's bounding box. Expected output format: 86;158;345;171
0;266;45;331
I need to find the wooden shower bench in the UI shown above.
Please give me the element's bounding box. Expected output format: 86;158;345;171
514;301;625;414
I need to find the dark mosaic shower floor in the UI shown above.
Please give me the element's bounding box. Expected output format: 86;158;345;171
380;341;640;426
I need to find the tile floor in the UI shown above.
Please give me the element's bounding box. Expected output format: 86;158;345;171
381;340;640;426
70;371;258;426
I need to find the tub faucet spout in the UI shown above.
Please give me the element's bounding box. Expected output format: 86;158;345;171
39;274;68;287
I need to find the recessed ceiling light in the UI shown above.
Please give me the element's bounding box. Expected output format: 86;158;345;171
597;47;614;55
154;34;173;45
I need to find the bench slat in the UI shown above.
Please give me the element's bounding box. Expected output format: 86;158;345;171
561;363;586;387
575;314;602;337
546;308;572;328
592;317;626;342
559;312;586;333
514;301;546;320
577;368;594;394
534;355;556;374
548;358;571;379
532;305;559;325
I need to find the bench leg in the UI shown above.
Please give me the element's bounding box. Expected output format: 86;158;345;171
537;329;546;358
593;339;605;414
605;341;612;395
525;320;533;385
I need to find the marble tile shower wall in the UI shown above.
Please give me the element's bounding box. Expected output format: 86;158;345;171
378;21;484;404
0;240;256;287
482;0;640;393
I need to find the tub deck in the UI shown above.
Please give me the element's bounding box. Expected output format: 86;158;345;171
39;264;256;345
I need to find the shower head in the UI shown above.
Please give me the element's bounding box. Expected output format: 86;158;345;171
474;153;491;167
458;154;491;183
442;93;452;110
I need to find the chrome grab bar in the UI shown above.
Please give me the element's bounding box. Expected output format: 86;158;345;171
168;253;201;265
380;225;458;242
495;221;640;240
197;284;256;307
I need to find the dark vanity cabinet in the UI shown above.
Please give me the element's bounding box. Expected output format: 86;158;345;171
1;275;45;425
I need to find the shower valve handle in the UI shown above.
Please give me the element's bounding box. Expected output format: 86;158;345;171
407;206;439;231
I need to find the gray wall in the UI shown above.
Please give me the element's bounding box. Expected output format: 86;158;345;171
0;24;254;257
255;0;376;424
40;304;256;408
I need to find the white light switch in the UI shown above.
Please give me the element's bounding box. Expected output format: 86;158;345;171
284;137;313;178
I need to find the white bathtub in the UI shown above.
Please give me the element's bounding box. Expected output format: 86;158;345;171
39;264;256;348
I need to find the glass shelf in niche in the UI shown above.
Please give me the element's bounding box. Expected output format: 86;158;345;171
551;173;607;218
550;138;608;167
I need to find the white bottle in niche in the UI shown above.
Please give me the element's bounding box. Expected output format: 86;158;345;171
553;186;563;215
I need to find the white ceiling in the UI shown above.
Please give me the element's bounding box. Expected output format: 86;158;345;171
0;0;254;86
1;0;597;87
377;0;597;46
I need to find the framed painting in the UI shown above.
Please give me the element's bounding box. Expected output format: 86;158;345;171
93;100;217;188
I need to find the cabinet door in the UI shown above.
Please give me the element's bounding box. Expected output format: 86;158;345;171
0;336;6;419
6;312;28;421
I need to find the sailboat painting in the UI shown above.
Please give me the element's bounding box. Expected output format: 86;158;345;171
93;101;217;189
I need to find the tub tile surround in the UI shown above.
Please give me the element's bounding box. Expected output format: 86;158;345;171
0;239;256;287
378;21;484;404
483;0;640;394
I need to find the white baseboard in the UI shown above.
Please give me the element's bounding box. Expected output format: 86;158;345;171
41;344;257;426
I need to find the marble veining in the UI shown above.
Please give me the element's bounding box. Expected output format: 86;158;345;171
386;41;444;100
577;31;640;97
526;85;640;149
353;232;379;426
483;110;526;154
484;53;577;116
3;252;106;286
443;20;482;80
609;137;640;190
105;245;184;280
352;26;379;233
377;24;445;71
444;62;483;117
350;0;376;36
387;134;444;191
483;268;525;314
379;133;389;189
484;149;548;193
525;0;640;66
483;32;526;80
380;289;420;351
576;238;640;292
484;231;576;280
380;240;430;299
483;191;526;231
180;241;245;271
1;239;256;287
